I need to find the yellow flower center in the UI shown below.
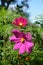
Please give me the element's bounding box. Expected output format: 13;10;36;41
21;38;25;42
19;22;23;26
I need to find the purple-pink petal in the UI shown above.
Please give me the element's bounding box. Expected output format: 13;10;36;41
12;17;28;27
13;42;21;50
9;36;20;43
12;18;18;25
26;33;32;41
12;29;20;34
26;41;34;49
19;43;25;54
26;47;32;53
12;29;22;37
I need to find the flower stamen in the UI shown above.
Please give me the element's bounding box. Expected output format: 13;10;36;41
19;22;23;26
21;38;25;42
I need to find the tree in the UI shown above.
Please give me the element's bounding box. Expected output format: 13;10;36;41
1;0;29;9
0;0;29;18
35;14;43;28
1;0;15;8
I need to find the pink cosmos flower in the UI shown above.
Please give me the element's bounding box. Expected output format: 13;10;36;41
9;29;34;54
12;17;28;27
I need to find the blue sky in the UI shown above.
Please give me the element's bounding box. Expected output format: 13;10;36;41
29;0;43;22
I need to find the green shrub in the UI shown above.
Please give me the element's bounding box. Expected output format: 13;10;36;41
0;8;43;65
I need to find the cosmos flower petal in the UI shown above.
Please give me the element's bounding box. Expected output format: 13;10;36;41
19;44;25;54
26;47;32;53
9;36;20;43
12;16;28;27
12;29;21;34
12;29;22;37
26;42;34;49
13;42;21;50
10;28;34;54
26;33;32;41
23;18;28;26
19;17;23;21
12;18;18;25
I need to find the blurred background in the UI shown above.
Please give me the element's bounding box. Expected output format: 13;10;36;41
0;0;43;65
